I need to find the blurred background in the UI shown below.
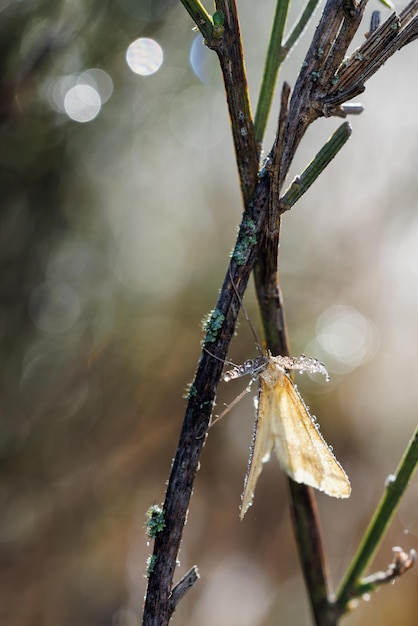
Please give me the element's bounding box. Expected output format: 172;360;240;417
1;0;417;625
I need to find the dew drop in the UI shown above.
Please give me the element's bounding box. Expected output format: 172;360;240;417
385;474;396;487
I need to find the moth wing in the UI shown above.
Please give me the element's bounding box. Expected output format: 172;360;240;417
240;379;275;519
272;374;351;498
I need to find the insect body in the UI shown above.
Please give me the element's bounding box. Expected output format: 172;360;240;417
223;353;351;518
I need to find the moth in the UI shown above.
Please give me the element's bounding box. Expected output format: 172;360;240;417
223;353;351;518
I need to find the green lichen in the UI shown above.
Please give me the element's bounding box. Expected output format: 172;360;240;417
146;505;165;539
202;308;225;343
232;240;248;265
232;218;257;265
183;381;197;400
146;554;156;577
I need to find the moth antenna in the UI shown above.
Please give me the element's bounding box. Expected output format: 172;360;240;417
203;346;238;369
210;382;254;428
228;268;263;355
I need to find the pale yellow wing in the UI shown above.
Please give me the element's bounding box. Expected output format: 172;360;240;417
240;371;350;518
272;373;351;498
240;379;277;519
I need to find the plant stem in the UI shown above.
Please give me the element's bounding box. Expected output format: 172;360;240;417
284;0;323;53
254;0;290;146
288;481;339;626
210;0;259;204
254;0;323;146
178;0;213;40
143;1;418;622
280;122;352;211
142;176;271;626
336;427;418;611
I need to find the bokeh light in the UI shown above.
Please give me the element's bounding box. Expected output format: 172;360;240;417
126;38;163;76
309;305;380;374
63;84;101;122
190;34;218;85
78;68;113;103
48;69;112;120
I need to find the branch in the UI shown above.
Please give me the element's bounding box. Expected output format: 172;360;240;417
180;1;259;205
279;121;352;212
142;175;270;626
178;0;213;41
354;546;416;595
287;481;340;626
168;567;200;614
254;0;291;145
254;0;326;145
207;0;259;205
252;2;418;625
143;1;418;623
335;427;418;612
324;1;418;110
278;0;368;178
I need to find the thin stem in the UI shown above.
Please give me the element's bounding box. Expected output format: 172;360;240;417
252;4;370;624
253;228;335;625
178;0;213;41
169;567;200;613
254;0;323;146
288;481;339;626
283;0;323;52
280;122;352;211
209;0;259;204
181;2;259;203
336;427;418;611
142;176;271;626
254;0;290;146
144;1;418;623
